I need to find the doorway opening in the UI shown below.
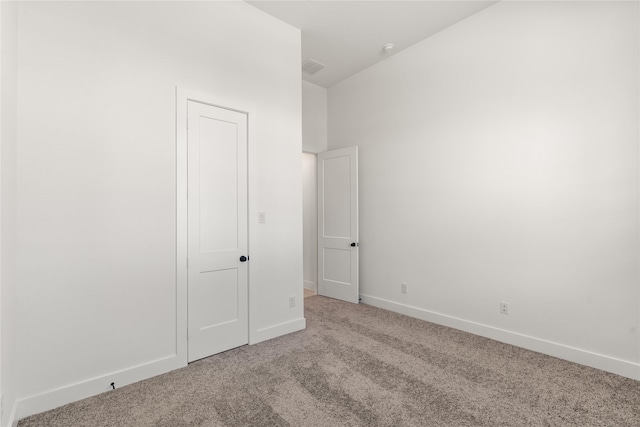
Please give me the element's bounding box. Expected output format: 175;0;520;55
302;152;318;298
177;88;255;366
302;147;359;304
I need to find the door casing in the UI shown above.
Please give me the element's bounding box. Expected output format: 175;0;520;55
317;146;359;303
176;87;257;365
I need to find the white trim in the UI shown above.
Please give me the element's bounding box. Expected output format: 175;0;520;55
316;147;359;303
303;280;316;290
12;316;305;423
360;294;640;381
7;401;17;427
250;318;306;345
176;87;257;360
14;355;179;423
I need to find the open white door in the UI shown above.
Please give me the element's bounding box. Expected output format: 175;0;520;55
187;100;248;362
317;146;359;303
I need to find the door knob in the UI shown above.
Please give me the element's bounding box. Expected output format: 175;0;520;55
350;242;358;247
239;255;248;262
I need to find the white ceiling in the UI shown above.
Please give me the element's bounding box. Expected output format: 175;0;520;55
248;1;499;88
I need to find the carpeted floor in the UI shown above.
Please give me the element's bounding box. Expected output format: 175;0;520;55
19;296;640;426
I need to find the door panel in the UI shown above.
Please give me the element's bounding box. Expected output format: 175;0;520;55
198;117;239;252
317;147;359;303
323;248;352;284
188;101;248;362
323;155;351;237
195;269;239;329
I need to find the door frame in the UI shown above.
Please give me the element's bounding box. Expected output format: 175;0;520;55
176;87;257;365
317;146;359;303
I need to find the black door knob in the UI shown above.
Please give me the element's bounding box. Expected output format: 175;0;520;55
350;242;357;247
239;255;248;262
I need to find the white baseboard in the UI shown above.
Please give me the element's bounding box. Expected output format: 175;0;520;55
251;317;306;345
14;354;183;424
303;280;316;290
360;294;640;381
13;319;308;424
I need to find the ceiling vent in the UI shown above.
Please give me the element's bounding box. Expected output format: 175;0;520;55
302;59;326;75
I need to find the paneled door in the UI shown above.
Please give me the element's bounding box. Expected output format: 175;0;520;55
317;147;359;303
187;100;248;362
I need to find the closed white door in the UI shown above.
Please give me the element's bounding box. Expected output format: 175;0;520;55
317;147;359;303
187;100;248;362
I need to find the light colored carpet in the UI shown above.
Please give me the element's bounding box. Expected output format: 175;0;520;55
19;296;640;426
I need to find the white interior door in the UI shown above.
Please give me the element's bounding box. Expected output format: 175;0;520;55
187;100;248;362
317;146;359;303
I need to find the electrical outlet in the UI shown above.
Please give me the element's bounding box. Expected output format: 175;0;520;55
401;283;407;294
500;302;509;315
289;296;296;308
258;211;266;223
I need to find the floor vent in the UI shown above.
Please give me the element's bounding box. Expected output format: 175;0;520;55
302;58;326;75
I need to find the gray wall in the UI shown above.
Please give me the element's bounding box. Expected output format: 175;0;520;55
329;1;639;378
11;1;303;420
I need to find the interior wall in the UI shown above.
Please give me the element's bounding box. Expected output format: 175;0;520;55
328;1;639;379
302;80;327;153
15;0;302;419
1;1;19;425
302;153;317;291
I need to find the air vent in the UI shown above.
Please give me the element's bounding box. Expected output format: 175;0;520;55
302;59;326;75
